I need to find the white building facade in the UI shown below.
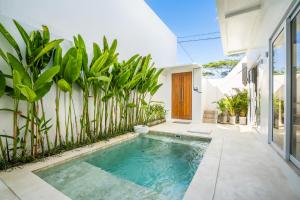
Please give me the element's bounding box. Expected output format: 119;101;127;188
217;0;300;169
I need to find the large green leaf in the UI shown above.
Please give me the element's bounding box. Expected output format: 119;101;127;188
109;39;118;57
16;84;37;102
7;53;31;86
53;45;62;66
0;48;8;64
0;23;22;60
116;70;130;86
42;25;50;44
77;35;88;75
33;39;63;62
64;48;82;83
103;36;109;51
57;79;71;93
90;51;109;75
35;82;52;100
61;47;76;76
13;20;32;56
34;65;60;90
0;71;6;97
150;83;163;96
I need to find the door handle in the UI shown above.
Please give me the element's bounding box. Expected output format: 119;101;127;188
181;87;184;102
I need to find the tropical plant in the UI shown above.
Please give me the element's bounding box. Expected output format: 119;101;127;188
224;95;237;117
0;20;62;162
0;19;165;170
215;98;227;115
235;89;248;117
145;102;166;123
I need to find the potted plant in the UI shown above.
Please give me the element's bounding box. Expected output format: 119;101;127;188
225;95;237;125
215;98;228;124
237;89;248;125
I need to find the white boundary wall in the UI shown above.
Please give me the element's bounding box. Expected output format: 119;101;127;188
0;0;176;142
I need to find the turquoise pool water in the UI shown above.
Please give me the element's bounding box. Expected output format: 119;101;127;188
36;134;209;200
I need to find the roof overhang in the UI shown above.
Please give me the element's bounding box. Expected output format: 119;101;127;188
216;0;262;55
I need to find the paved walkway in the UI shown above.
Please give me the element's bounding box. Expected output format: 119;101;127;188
150;122;300;200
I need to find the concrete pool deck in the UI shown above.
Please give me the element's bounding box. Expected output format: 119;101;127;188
0;122;300;200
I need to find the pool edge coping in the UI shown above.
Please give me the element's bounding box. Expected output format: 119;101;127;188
0;129;218;200
0;132;139;200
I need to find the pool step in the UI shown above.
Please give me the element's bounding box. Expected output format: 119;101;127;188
37;162;168;200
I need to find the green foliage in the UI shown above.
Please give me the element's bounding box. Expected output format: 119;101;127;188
0;71;6;97
0;20;165;170
202;59;240;78
145;103;166;122
221;89;248;117
215;98;227;115
203;59;239;69
0;22;22;59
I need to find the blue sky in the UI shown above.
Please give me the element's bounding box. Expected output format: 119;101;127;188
145;0;229;65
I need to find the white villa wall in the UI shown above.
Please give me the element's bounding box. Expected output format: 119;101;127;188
0;0;177;67
201;57;247;112
0;1;177;143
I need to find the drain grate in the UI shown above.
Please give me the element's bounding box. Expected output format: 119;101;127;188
173;121;191;125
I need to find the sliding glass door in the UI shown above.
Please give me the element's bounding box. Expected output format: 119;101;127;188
272;30;286;150
291;10;300;164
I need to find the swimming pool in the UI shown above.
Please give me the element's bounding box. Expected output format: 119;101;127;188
36;133;210;200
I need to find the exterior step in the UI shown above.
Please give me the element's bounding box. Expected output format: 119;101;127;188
203;118;218;124
202;110;218;124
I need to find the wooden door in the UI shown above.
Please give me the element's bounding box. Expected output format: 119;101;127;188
172;72;192;120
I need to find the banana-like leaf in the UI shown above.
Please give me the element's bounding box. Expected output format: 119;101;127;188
124;54;139;67
61;47;76;76
33;39;63;62
0;71;6;97
103;36;109;51
125;73;142;89
0;48;8;64
150;83;163;96
109;39;118;57
16;84;37;103
57;79;71;93
87;75;110;82
34;65;60;90
0;23;22;60
90;51;109;74
35;82;52;100
42;25;50;44
93;43;102;60
7;53;31;87
63;56;76;83
116;70;130;86
53;45;62;66
64;48;82;83
13;20;32;56
78;35;88;75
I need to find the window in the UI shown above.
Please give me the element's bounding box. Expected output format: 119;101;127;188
291;11;300;162
272;30;286;150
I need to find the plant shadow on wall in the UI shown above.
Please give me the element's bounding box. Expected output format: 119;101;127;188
0;20;166;170
215;89;248;125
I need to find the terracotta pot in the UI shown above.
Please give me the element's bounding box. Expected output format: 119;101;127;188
229;116;236;125
239;116;247;125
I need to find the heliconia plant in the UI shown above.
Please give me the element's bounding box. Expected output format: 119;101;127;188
0;19;165;170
